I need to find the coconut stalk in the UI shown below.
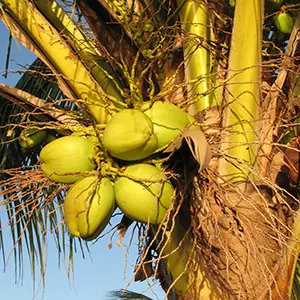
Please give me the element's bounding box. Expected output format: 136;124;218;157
157;214;220;298
219;0;263;182
177;0;213;115
0;0;126;123
75;0;148;99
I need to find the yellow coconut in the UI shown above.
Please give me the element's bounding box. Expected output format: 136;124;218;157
114;164;174;224
40;135;96;184
64;176;115;241
144;101;190;149
103;109;157;161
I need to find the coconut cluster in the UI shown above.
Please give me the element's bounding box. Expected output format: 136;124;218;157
31;101;196;241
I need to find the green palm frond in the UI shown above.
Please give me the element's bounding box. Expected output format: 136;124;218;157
105;290;153;300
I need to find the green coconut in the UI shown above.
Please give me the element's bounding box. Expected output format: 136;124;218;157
64;176;115;241
274;12;294;34
144;101;190;149
114;164;174;224
103;109;157;161
19;127;48;149
40;135;96;184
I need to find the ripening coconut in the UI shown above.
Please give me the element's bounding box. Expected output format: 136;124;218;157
144;101;190;149
103;109;157;161
114;164;174;224
274;12;294;34
64;176;115;240
19;127;48;149
40;135;96;183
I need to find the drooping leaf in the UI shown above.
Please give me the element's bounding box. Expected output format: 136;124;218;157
105;290;153;300
164;129;211;171
0;83;80;126
0;57;87;287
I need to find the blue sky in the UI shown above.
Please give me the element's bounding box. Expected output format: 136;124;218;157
0;20;165;300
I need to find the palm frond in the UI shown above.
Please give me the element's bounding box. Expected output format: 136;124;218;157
0;58;87;287
0;58;63;170
105;290;153;300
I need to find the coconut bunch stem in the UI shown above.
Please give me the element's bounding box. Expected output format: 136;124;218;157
177;0;213;115
158;214;220;298
219;0;264;182
34;0;127;101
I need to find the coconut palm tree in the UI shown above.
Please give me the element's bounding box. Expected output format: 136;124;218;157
0;0;300;299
